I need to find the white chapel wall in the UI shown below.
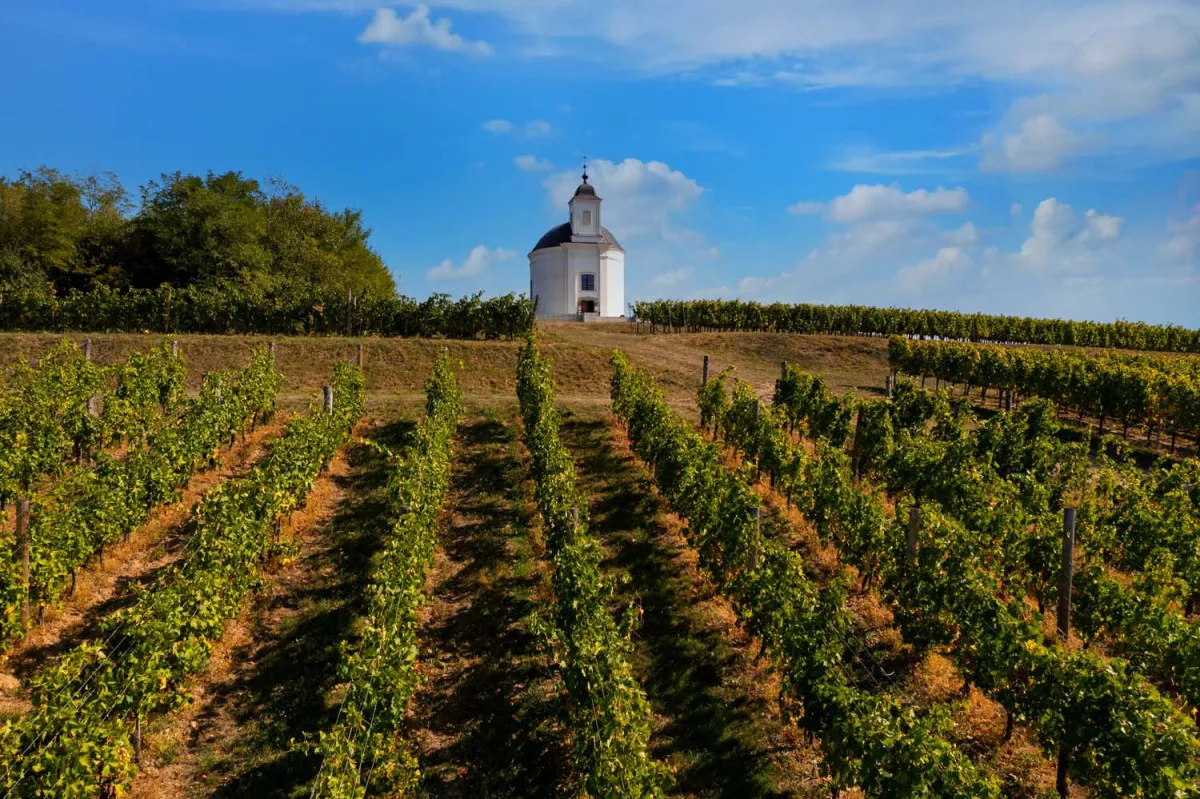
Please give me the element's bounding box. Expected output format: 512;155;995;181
530;248;567;317
600;250;625;317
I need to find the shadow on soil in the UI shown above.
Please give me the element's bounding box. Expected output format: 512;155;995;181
203;418;416;799
561;415;798;799
411;416;566;799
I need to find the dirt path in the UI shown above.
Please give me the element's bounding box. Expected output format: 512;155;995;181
0;420;287;714
560;412;826;798
407;414;567;798
124;418;414;799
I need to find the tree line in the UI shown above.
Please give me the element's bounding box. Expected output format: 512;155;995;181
0;167;392;297
0;167;536;338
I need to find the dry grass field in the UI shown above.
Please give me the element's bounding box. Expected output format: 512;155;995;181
0;322;892;418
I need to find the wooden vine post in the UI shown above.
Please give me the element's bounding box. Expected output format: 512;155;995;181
16;498;30;629
749;506;761;569
1004;389;1014;412
885;373;894;398
171;339;179;358
780;360;787;383
702;355;709;386
357;343;365;369
906;506;919;569
323;385;334;414
268;341;276;358
83;337;92;361
1057;507;1076;641
851;406;865;481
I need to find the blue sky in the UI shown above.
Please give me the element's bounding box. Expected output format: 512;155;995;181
2;1;1199;324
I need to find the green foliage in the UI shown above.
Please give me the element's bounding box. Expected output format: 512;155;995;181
888;335;1200;441
0;168;128;291
309;350;462;798
0;285;535;339
632;299;1200;353
0;364;363;798
747;362;1200;796
519;336;669;798
124;172;392;297
0;166;392;298
616;352;1000;798
0;340;189;503
0;346;278;643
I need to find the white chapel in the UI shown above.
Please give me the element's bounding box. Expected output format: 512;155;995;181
529;168;625;320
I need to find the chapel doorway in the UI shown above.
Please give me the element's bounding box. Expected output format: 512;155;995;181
578;299;596;313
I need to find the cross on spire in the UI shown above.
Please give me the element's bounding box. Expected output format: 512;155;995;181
581;156;589;184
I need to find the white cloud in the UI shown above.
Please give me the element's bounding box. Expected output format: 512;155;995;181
944;221;979;247
824;219;921;263
829;146;976;175
981;112;1078;172
896;246;970;292
427;245;515;281
1018;198;1077;267
712;71;768;87
359;5;493;56
1159;215;1200;263
825;183;970;222
543;157;704;240
653;266;694;287
483;119;552;137
787;200;825;215
1082;209;1123;241
1015;197;1123;272
514;154;553;171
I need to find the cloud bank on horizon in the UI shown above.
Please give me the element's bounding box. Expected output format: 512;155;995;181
1;0;1197;323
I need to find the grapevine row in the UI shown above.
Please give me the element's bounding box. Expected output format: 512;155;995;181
309;349;462;798
611;351;1001;798
0;286;535;339
517;337;669;798
0;340;185;504
713;365;1200;796
770;364;1200;713
790;365;1200;708
0;346;281;644
888;335;1200;445
630;298;1200;353
0;363;364;799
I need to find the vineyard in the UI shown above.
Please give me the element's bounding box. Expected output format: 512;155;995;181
0;287;534;339
0;325;1198;798
631;299;1200;353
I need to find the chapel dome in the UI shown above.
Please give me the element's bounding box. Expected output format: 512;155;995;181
531;222;623;253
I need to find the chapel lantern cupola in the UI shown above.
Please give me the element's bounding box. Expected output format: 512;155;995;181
568;164;602;240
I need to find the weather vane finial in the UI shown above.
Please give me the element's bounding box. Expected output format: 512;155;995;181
582;156;589;184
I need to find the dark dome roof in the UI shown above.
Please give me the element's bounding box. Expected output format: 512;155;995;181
532;222;623;252
573;182;598;198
